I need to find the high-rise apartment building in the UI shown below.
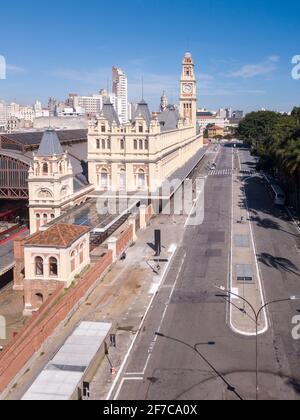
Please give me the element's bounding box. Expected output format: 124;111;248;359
112;67;128;124
67;93;103;115
67;91;122;120
0;101;9;125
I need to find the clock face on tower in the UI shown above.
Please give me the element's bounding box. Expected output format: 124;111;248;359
183;83;193;94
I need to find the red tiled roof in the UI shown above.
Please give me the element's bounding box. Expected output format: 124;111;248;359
25;224;89;248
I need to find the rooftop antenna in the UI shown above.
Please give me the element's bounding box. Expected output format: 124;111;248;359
48;108;51;129
141;75;144;101
170;90;174;106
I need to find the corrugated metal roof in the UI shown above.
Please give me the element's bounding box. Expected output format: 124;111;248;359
1;129;87;146
22;322;112;401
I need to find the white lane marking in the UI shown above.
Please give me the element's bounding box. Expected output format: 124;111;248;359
168;243;177;253
184;184;205;228
227;149;234;328
231;288;239;300
228;150;268;337
127;252;187;380
106;245;178;401
142;252;187;375
185;147;218;228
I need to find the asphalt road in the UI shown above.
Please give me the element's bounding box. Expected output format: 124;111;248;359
111;144;300;401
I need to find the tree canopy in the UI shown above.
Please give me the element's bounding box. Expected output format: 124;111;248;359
236;108;300;175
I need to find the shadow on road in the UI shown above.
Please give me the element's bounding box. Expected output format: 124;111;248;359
257;252;300;277
287;378;300;395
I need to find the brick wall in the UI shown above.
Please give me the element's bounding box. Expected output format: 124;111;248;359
0;250;112;394
116;224;133;256
23;279;62;311
146;204;154;223
13;238;26;290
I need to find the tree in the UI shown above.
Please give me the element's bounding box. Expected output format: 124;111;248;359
237;108;300;212
236;111;281;153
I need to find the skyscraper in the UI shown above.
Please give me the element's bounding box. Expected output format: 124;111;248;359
112;67;128;124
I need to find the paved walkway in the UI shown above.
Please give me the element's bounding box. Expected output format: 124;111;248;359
229;150;267;335
2;146;212;401
2;213;186;401
0;285;25;348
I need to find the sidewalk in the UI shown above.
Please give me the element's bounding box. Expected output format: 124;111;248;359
230;152;267;335
3;147;211;401
4;213;186;400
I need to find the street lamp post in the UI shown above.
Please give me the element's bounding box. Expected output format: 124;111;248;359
215;285;300;400
155;332;244;401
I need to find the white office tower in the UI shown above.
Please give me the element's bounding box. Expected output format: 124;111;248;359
112;67;128;124
0;101;9;124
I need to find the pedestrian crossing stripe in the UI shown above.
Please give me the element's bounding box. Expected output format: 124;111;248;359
208;169;234;176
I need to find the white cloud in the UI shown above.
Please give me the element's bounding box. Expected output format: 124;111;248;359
52;68;111;85
268;55;280;63
228;56;279;79
7;64;27;73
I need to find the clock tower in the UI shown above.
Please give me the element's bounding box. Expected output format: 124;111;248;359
179;52;197;129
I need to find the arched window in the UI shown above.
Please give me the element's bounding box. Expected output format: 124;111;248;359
139;139;143;150
137;169;146;189
119;169;126;190
145;139;149;150
102;139;106;149
42;163;48;175
43;214;48;222
100;169;109;188
71;251;76;272
79;244;84;264
96;139;100;149
101;125;106;133
120;139;125;150
36;213;40;220
35;293;44;306
107;139;111;149
134;139;138;150
50;214;55;220
35;257;44;276
49;257;58;276
139;125;143;133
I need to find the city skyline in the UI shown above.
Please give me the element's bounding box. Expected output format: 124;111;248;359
1;2;300;402
0;0;299;112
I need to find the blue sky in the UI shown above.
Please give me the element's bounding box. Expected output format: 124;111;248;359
0;0;300;112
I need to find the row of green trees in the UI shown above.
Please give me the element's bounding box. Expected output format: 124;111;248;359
237;107;300;174
236;107;300;209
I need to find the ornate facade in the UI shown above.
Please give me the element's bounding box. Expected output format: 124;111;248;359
17;52;204;315
22;224;90;314
88;52;202;194
179;52;197;127
28;129;91;234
